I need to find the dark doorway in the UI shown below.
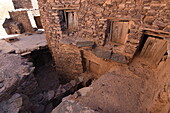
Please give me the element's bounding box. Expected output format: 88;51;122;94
34;16;43;29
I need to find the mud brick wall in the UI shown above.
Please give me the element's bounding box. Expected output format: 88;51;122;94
55;43;83;81
12;0;33;9
38;0;170;79
9;11;34;33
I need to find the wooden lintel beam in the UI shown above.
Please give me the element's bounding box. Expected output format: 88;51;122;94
105;17;139;21
142;28;170;35
144;31;170;38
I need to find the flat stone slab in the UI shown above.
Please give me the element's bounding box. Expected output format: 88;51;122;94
92;47;112;59
76;41;94;48
110;52;130;64
59;38;76;45
0;33;47;54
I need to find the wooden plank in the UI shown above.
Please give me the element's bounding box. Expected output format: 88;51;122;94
142;28;170;35
111;22;118;42
65;10;77;12
140;37;153;57
67;11;78;31
73;12;78;29
140;37;167;66
144;31;170;38
154;40;167;65
144;37;156;60
142;37;155;59
105;17;139;21
148;38;164;64
68;12;74;30
53;8;78;10
120;22;129;44
110;22;129;44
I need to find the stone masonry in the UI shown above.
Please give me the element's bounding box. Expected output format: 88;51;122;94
9;10;35;33
38;0;170;80
12;0;33;9
12;0;39;9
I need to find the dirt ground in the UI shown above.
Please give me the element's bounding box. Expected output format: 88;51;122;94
68;57;170;113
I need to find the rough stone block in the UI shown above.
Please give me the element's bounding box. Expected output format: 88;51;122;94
5;37;19;43
52;100;98;113
92;47;112;59
153;20;166;29
47;0;54;2
59;38;75;45
110;52;130;64
76;41;94;48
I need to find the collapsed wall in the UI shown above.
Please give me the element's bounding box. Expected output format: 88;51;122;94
0;54;39;101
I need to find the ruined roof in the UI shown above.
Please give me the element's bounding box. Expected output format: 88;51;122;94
0;33;47;55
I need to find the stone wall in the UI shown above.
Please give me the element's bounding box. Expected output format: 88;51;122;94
12;0;33;9
3;18;25;35
38;0;170;80
9;10;34;33
55;43;83;81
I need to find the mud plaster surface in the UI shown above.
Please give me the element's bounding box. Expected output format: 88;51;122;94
74;58;170;113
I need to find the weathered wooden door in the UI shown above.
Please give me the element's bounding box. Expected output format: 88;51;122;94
67;11;77;31
140;37;167;66
110;21;129;44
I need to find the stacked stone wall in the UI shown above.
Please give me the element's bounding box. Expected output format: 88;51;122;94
12;0;33;9
9;11;34;33
38;0;170;79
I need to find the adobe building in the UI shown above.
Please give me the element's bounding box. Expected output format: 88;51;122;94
38;0;170;81
12;0;39;9
3;0;43;35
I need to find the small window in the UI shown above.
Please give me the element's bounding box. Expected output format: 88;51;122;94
110;21;129;44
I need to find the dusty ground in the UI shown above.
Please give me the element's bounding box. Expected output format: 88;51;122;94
53;57;170;113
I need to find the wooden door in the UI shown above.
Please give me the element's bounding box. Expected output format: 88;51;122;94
67;11;77;31
140;37;167;66
110;22;129;44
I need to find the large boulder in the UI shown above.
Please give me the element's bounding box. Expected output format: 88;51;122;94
52;100;98;113
0;93;31;113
